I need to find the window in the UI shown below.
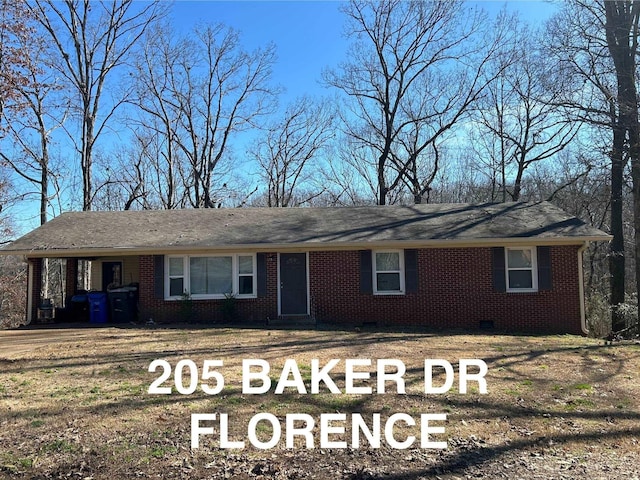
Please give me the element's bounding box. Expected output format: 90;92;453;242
238;255;255;295
166;254;256;299
373;250;405;294
190;256;232;295
505;247;537;292
168;257;186;297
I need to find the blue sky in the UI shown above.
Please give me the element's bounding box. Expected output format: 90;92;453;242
170;1;559;103
171;1;347;101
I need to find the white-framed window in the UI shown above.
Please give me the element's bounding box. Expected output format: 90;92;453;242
165;254;256;299
168;256;186;297
373;250;405;295
237;255;255;295
505;247;538;292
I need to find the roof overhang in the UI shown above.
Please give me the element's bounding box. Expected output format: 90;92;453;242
0;202;613;259
1;235;612;259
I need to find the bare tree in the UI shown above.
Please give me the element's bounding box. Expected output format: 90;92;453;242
546;1;630;331
473;20;579;202
92;129;193;211
91;142;149;211
0;46;67;300
250;97;335;207
0;1;49;304
325;0;512;205
28;0;164;211
0;0;37;124
603;0;640;332
0;39;66;226
133;22;278;209
0;0;59;224
130;22;185;209
319;139;378;206
0;168;13;240
546;0;640;332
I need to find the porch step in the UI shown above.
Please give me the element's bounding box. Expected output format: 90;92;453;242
267;315;315;327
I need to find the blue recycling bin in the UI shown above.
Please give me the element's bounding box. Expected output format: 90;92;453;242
88;292;108;324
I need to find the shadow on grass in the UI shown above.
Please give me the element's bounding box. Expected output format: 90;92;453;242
1;326;639;478
355;426;640;480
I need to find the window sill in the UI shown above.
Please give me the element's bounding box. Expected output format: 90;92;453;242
165;294;257;301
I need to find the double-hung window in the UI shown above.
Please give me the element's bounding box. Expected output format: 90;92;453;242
238;255;255;295
168;257;186;297
373;250;405;294
166;254;256;299
505;247;538;292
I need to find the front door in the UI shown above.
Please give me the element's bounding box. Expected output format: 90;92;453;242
279;253;308;315
102;261;122;291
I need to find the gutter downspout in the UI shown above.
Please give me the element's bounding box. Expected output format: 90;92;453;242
578;242;589;335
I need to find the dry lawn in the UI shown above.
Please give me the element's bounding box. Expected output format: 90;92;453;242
0;325;639;480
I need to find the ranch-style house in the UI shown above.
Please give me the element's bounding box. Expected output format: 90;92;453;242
0;202;611;334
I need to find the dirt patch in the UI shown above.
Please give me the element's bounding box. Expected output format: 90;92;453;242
0;325;639;479
0;326;104;357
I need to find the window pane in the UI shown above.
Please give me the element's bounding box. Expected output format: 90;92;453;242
189;257;233;295
377;272;401;291
206;257;232;294
169;278;184;297
239;275;254;295
508;249;532;268
190;257;207;294
508;270;533;289
239;255;254;275
169;257;184;276
376;252;400;271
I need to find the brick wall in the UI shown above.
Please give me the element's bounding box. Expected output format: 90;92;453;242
309;246;582;334
136;246;583;334
138;254;279;324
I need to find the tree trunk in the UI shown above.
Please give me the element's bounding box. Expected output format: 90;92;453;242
378;160;387;206
82;112;94;211
632;136;640;332
604;0;640;332
610;124;627;331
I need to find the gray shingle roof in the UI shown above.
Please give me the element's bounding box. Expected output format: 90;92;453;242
0;202;611;257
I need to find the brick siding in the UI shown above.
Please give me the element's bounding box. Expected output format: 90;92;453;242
310;246;582;334
138;254;279;324
136;246;583;334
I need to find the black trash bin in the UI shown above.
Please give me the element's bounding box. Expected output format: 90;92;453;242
70;293;89;322
108;286;138;323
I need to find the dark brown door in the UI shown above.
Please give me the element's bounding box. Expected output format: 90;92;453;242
280;253;308;315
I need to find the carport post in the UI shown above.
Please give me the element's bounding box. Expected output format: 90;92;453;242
65;258;78;307
26;258;42;324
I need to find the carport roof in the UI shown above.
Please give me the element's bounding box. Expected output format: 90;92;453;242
0;202;611;257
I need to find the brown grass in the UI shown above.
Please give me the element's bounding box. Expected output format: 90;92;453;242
0;325;639;479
